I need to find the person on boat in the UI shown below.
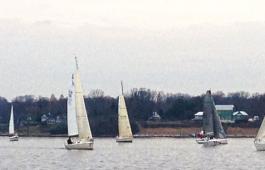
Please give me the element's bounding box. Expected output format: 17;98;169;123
67;137;73;144
196;130;205;138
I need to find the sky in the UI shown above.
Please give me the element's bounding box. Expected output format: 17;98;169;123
1;0;265;100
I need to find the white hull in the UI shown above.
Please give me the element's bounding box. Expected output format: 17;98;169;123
196;138;206;144
64;140;93;150
116;137;133;142
203;138;228;147
254;140;265;151
9;135;19;141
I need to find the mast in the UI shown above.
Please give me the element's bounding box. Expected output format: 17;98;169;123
9;105;15;135
75;56;79;70
121;81;124;95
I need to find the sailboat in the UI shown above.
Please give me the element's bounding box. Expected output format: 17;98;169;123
197;90;228;146
116;82;133;142
64;58;93;150
9;105;19;141
254;117;265;151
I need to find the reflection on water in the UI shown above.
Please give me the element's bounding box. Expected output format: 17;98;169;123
0;137;264;170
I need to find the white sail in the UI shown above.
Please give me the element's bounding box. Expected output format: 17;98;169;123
74;70;93;139
67;76;78;137
9;105;15;135
118;95;133;138
256;117;265;140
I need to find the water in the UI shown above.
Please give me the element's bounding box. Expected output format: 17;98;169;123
0;137;264;170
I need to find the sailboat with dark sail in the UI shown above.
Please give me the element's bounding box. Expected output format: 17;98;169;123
197;90;228;146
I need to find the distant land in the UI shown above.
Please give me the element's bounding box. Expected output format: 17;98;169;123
0;88;264;137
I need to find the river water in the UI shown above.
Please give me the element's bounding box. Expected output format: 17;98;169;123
0;137;264;170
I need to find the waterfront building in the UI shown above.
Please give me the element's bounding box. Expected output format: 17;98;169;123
193;105;235;122
215;105;235;122
233;111;248;122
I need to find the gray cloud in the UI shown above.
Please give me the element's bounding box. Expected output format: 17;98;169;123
0;19;265;100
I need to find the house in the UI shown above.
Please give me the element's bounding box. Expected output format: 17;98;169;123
55;115;66;124
41;113;66;125
47;117;56;125
215;105;235;122
148;112;161;121
254;116;259;121
233;111;248;122
193;112;203;121
249;116;260;122
41;114;49;123
193;105;235;122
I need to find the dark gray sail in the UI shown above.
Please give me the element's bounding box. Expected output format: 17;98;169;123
202;90;214;136
212;103;226;139
203;90;226;138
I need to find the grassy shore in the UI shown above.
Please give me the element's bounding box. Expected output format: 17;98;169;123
0;121;260;138
0;126;258;138
136;126;258;138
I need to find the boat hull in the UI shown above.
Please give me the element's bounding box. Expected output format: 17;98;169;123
64;141;93;150
116;137;133;143
196;138;206;144
254;140;265;151
203;138;228;147
9;135;19;141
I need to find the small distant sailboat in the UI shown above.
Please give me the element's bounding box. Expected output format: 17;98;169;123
64;57;93;150
254;117;265;151
116;82;133;142
9;105;19;141
197;90;228;146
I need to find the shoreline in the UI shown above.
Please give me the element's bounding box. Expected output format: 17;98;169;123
0;125;258;138
0;134;256;138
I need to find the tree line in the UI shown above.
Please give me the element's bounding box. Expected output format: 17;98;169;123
0;89;264;136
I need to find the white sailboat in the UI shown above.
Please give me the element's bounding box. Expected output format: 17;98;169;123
64;57;93;150
9;105;19;141
254;117;265;151
198;90;228;146
116;82;133;142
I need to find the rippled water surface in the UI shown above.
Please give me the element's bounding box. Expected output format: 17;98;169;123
0;137;264;170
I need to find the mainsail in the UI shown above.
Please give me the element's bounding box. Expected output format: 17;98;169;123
256;117;265;140
203;91;214;136
9;105;15;135
203;90;226;138
67;75;78;137
74;62;93;140
118;95;133;138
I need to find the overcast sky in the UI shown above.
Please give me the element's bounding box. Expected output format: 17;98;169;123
1;0;265;100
